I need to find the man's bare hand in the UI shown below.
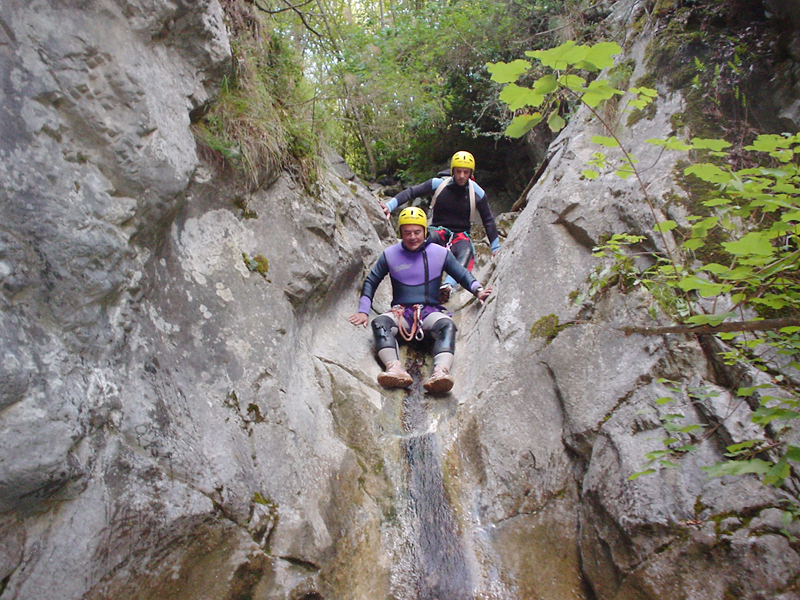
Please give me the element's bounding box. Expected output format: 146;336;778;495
477;285;494;303
349;312;369;327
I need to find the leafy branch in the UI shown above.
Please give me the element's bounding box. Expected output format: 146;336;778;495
489;41;800;499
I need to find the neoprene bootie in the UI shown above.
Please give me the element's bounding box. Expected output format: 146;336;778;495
377;361;413;388
423;365;454;393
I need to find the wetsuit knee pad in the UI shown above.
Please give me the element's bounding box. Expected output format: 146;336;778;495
430;318;457;355
371;315;397;351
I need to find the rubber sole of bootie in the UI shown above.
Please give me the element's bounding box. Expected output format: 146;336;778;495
423;374;454;393
377;372;413;388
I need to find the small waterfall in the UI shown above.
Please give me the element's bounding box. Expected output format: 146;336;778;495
399;352;473;600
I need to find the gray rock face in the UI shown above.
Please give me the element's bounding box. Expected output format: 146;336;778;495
1;1;798;600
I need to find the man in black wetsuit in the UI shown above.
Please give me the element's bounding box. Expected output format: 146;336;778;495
380;151;500;302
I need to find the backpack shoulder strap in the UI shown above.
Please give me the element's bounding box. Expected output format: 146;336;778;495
468;180;476;224
429;177;451;213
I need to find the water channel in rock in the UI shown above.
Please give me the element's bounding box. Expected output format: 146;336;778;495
398;351;473;600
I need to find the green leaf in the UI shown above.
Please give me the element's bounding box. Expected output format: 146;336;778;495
722;231;774;256
582;41;622;70
654;220;677;233
682;238;705;250
752;406;800;424
690;137;732;151
745;133;792;152
532;74;558;95
685;163;730;184
547;111;566;132
702;197;732;207
505;113;543;138
702;458;772;478
558;73;586;91
647;136;692;151
699;262;729;275
582;169;599;180
679;423;705;433
591;135;619;148
486;59;531;83
527;41;586;70
582;79;623;108
499;83;545;110
685;312;736;325
725;440;761;456
677;276;728;297
629;86;658;98
629;468;656;480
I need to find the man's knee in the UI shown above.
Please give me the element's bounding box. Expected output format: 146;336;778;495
429;318;457;355
372;315;397;351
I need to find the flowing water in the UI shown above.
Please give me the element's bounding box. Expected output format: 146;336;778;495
399;352;473;600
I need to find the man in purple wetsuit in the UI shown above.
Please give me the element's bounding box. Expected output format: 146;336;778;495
349;207;493;393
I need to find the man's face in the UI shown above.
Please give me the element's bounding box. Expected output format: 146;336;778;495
400;224;426;251
453;167;472;186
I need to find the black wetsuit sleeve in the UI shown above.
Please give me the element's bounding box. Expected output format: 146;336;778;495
360;252;390;309
443;251;479;293
477;195;499;244
392;179;435;209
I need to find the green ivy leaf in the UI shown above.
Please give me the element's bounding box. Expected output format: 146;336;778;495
582;79;623;107
684;312;736;325
558;73;586;91
654;220;677;233
533;74;558;95
527;41;586;70
685;162;730;184
702;197;732;207
499;83;545;110
702;458;772;478
582;169;599;179
486;59;531;83
647;136;692;151
628;468;656;480
722;231;774;256
591;135;619;148
629;86;658;98
504;113;543;138
690;137;732;151
582;41;622;70
547;111;566;132
682;238;705;250
745;134;792;152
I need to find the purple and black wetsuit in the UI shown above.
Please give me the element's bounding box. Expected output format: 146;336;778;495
357;235;484;365
357;236;480;314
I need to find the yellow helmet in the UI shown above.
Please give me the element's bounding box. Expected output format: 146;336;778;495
398;206;427;231
450;151;475;173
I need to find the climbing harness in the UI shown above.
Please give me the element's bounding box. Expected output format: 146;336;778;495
394;304;425;341
429;226;476;270
430;176;476;224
